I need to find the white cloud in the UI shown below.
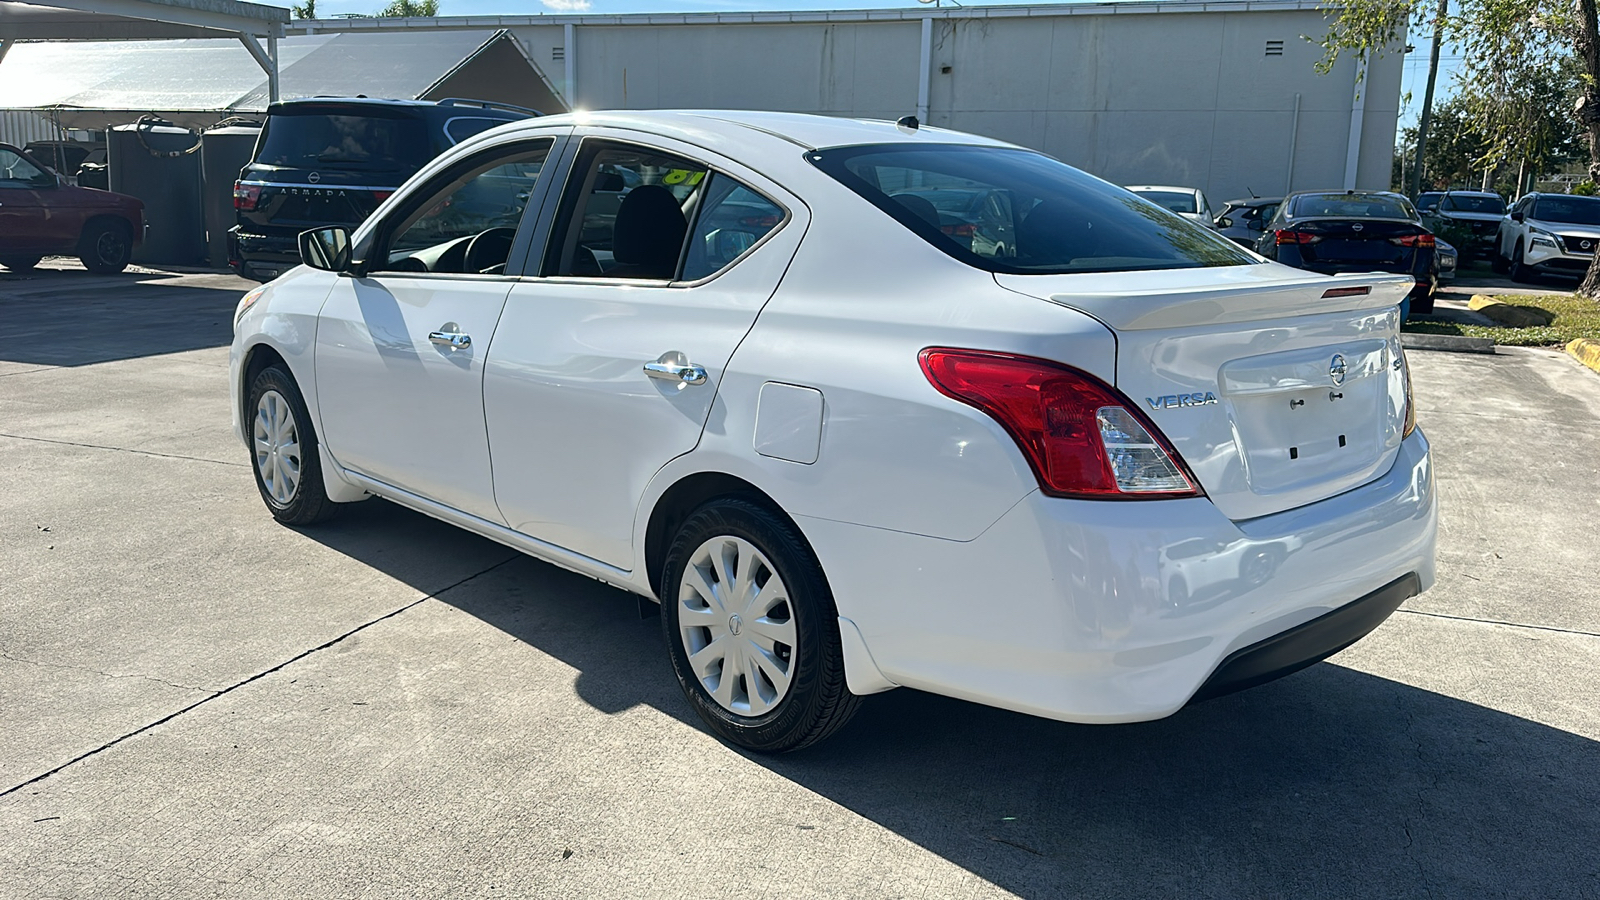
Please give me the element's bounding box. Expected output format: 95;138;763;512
541;0;592;9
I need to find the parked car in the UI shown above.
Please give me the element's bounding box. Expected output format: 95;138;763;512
23;139;104;184
1255;190;1437;317
1493;192;1600;283
232;111;1436;752
1212;196;1282;247
229;97;539;281
885;186;1017;256
1415;192;1444;216
1435;237;1458;284
1422;190;1506;259
1126;184;1215;224
0;141;144;273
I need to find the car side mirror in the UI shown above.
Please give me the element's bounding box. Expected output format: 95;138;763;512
299;226;352;272
1216;216;1233;228
1509;211;1524;223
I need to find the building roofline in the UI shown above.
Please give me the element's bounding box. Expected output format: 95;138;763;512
289;0;1339;33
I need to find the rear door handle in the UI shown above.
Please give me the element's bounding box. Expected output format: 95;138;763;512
644;351;707;386
429;331;471;351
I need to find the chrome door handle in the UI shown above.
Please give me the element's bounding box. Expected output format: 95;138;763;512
429;331;471;351
644;351;707;386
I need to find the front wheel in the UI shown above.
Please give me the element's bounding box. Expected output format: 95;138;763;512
78;220;132;274
246;365;338;525
1509;242;1536;284
660;498;860;752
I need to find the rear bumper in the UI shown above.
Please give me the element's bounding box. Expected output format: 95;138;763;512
803;428;1437;723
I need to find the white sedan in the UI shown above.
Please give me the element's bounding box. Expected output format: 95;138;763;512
1125;184;1215;225
231;111;1437;752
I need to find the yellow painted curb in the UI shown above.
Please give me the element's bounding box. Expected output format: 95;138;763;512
1568;338;1600;375
1468;295;1555;328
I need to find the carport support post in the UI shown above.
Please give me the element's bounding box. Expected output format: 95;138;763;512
238;32;280;104
564;23;576;109
917;17;931;123
1342;59;1367;190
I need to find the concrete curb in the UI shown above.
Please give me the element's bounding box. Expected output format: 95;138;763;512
1568;338;1600;375
1468;294;1555;328
1402;333;1496;354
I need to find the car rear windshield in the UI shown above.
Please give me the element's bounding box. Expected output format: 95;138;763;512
1292;193;1416;220
809;144;1255;275
1133;190;1198;214
1532;196;1600;226
255;109;431;173
1440;194;1505;214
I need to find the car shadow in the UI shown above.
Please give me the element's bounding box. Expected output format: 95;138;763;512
303;499;1599;898
0;267;247;367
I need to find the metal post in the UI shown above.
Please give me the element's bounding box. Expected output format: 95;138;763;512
0;40;12;67
1285;92;1301;195
267;32;279;103
917;18;932;123
1343;59;1367;190
564;22;576;110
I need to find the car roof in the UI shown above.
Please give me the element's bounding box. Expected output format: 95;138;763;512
1222;196;1283;206
1125;185;1200;193
487;109;1018;153
1441;190;1500;197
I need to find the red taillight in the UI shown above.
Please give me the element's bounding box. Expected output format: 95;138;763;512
373;190;393;203
1275;230;1321;245
1389;233;1436;248
233;181;261;211
918;349;1200;499
941;223;978;238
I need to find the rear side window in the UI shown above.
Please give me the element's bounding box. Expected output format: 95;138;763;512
255;110;431;172
543;141;712;280
681;175;785;281
810;144;1254;275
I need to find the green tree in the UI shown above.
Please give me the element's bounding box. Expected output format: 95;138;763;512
291;0;315;18
378;0;438;15
1313;0;1600;295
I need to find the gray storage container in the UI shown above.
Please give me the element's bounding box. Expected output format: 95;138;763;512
200;124;262;268
108;121;204;266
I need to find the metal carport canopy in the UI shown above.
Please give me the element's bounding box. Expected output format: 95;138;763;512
0;0;290;100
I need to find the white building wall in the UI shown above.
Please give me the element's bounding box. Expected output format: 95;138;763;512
291;3;1405;206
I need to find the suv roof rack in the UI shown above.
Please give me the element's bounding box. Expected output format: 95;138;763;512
436;97;543;118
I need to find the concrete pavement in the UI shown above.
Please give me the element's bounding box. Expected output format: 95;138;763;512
2;264;1597;898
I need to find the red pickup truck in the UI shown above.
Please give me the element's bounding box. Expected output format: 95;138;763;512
1;142;144;274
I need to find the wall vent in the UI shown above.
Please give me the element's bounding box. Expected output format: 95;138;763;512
552;46;565;61
1265;40;1285;56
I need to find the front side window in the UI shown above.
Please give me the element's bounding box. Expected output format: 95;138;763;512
544;142;711;280
372;139;552;275
810;144;1255;275
1532;196;1600;226
0;148;49;187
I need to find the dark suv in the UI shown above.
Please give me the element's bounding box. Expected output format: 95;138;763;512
229;97;537;280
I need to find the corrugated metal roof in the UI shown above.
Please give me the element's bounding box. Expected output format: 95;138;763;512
0;29;510;119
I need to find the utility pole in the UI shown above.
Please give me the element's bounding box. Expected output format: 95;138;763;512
1409;0;1449;197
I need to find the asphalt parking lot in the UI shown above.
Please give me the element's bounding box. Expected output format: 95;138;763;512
3;263;1598;899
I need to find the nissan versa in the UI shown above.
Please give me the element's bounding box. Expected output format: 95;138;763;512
230;112;1438;752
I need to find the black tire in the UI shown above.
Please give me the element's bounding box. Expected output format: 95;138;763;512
78;219;133;274
1491;246;1510;274
1509;242;1536;284
1;256;41;272
245;365;338;526
660;498;860;752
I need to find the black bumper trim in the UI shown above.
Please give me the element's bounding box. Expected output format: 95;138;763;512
1189;573;1420;704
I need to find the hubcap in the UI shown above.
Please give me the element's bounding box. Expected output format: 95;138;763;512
96;231;124;264
677;536;795;717
253;389;301;505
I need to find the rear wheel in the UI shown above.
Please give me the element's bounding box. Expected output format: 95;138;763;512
660;498;859;752
1509;241;1536;284
0;256;41;272
246;365;338;526
78;220;132;274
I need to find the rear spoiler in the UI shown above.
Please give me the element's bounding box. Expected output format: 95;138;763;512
436;98;542;118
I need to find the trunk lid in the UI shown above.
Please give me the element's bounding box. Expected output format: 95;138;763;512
1287;217;1425;267
995;264;1414;521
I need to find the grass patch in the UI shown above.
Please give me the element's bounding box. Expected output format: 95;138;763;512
1405;293;1600;346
